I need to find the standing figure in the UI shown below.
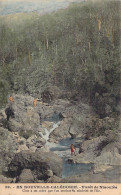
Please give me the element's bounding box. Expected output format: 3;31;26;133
5;106;14;121
70;144;76;156
33;98;37;107
9;96;14;102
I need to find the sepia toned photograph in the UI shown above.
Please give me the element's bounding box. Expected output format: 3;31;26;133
0;0;120;187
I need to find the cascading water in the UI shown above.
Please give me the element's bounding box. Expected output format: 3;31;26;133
40;115;94;178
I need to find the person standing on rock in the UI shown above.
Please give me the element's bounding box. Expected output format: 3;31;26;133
70;144;76;156
9;95;14;103
33;98;37;107
5;106;14;121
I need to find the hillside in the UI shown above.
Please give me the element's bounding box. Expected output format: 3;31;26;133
0;0;120;117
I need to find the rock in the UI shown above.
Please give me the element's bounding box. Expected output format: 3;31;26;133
69;126;77;139
47;175;62;183
16;144;29;153
6;95;41;135
8;119;22;132
41;121;53;129
26;135;46;149
95;146;121;165
17;137;26;145
0;175;13;183
36;180;44;183
85;116;118;139
49;119;71;142
105;104;112;115
17;169;34;183
45;169;53;177
8;150;62;181
93;164;113;174
67;158;75;164
70;136;107;164
72;133;121;166
0;127;18;173
36;146;49;153
0;109;8;129
41;86;62;103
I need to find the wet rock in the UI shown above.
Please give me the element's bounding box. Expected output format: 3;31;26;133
17;169;34;183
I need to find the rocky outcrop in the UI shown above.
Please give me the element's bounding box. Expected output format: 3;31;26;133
8;150;62;182
0;127;17;174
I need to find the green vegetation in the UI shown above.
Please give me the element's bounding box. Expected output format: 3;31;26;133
0;0;120;116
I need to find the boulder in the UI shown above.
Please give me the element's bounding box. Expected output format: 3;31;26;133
8;150;62;181
49;119;71;142
69;126;77;139
45;169;53;177
0;127;18;173
17;169;34;183
41;86;62;103
0;175;13;183
8;119;22;132
47;175;62;183
93;164;113;174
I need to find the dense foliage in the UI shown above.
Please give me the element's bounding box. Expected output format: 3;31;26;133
0;0;120;115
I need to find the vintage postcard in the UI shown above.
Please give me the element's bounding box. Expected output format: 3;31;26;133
0;0;120;194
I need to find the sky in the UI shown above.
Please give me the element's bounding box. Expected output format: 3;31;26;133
0;0;84;15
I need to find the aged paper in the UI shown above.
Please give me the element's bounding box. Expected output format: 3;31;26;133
0;0;120;195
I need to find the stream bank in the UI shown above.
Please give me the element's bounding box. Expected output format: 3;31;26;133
0;93;120;183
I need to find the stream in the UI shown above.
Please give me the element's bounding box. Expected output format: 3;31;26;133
40;115;93;178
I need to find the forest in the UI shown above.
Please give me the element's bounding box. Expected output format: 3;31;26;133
0;0;120;117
